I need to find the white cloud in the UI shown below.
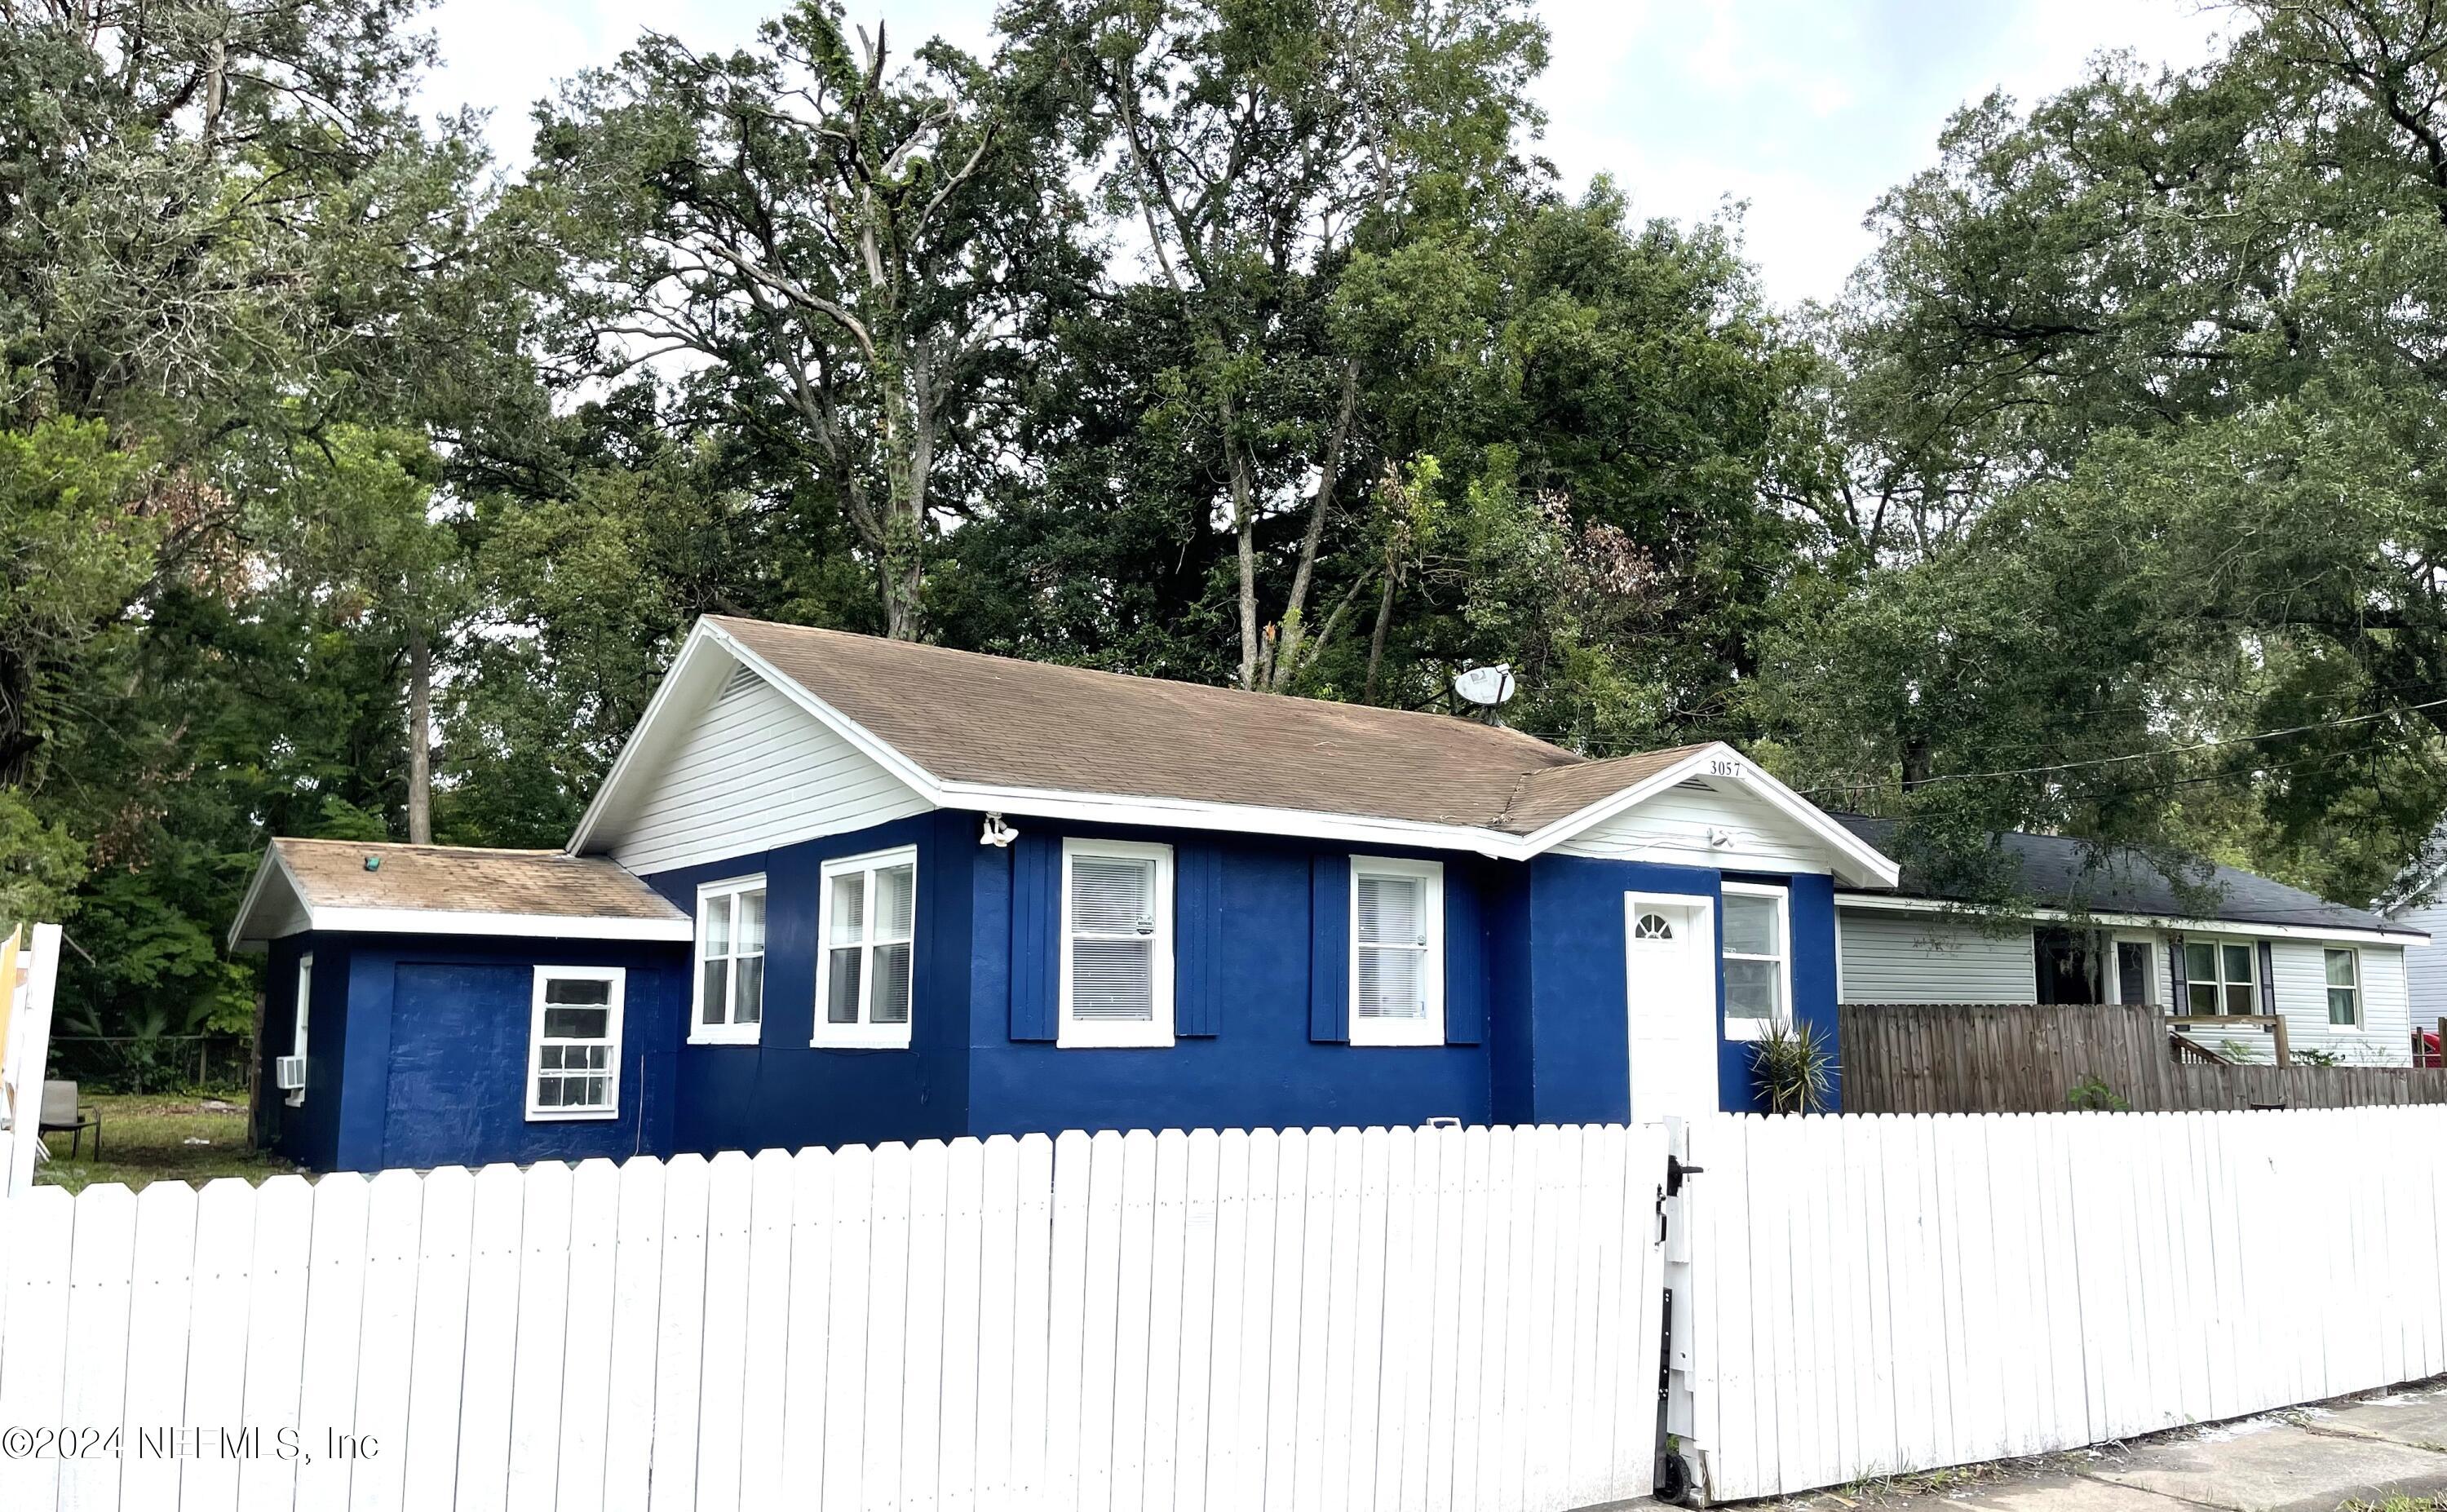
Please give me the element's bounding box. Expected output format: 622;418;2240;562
419;0;2232;307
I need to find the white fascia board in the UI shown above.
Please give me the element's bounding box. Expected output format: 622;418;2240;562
308;907;694;942
931;781;1525;859
225;847;309;953
1833;891;2425;948
1511;744;1905;887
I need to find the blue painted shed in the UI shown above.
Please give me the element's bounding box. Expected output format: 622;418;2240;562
231;616;1901;1171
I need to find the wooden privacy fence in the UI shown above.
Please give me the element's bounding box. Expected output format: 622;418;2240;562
1688;1104;2447;1501
0;1123;1670;1512
1839;1001;2447;1113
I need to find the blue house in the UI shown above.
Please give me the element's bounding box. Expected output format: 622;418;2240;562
229;616;1900;1171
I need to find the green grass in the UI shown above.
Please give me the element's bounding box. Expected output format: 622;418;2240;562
2339;1498;2447;1512
33;1094;294;1194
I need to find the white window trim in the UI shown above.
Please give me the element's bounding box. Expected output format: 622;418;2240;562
2325;945;2365;1031
527;965;626;1121
1058;838;1175;1049
1347;856;1445;1047
287;953;313;1107
2179;934;2261;1017
690;873;768;1045
813;845;919;1050
1719;881;1792;1043
2113;934;2158;1006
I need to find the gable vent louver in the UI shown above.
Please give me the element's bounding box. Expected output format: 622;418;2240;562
1674;777;1714;792
719;665;760;701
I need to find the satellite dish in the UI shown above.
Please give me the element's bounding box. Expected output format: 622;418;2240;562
1453;663;1517;707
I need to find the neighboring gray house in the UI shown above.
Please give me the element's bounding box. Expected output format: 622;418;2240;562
1830;817;2430;1066
2388;870;2447;1056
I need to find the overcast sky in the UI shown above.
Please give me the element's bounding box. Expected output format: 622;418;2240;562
421;0;2232;308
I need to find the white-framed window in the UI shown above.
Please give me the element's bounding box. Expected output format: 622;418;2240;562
1348;856;1445;1046
1059;838;1175;1049
288;953;313;1107
1719;882;1790;1042
815;846;918;1049
2325;947;2362;1028
528;966;625;1121
692;874;767;1044
2114;936;2157;1006
2182;938;2258;1016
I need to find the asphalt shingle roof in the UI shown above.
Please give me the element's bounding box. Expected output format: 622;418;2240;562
1830;815;2419;937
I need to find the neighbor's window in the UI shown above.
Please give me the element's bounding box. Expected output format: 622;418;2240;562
529;966;625;1120
1720;883;1789;1041
1349;857;1445;1046
815;847;918;1049
693;874;767;1043
2183;939;2258;1016
2325;948;2361;1027
1059;838;1175;1048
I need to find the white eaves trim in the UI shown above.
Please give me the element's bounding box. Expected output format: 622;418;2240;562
568;620;1906;885
226;842;310;953
309;908;692;942
1834;890;2427;948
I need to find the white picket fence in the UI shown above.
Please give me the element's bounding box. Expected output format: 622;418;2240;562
1687;1105;2447;1501
0;1122;1670;1512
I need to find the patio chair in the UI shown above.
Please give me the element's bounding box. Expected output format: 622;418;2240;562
39;1081;99;1160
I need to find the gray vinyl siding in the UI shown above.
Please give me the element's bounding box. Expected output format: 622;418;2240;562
2398;902;2447;1034
609;671;934;873
1838;909;2037;1004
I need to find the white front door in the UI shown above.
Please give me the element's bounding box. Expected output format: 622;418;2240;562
1625;894;1720;1125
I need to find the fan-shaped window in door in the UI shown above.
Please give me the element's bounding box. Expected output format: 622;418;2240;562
1634;912;1675;941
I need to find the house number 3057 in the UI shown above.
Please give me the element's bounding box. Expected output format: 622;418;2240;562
1709;758;1746;780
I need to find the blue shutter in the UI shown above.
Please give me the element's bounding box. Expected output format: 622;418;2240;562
1444;863;1485;1045
2257;939;2277;1017
1311;854;1349;1042
1009;831;1061;1041
2168;937;2188;1011
1175;843;1223;1037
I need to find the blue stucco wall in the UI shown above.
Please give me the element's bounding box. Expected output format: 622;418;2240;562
639;811;976;1155
966;821;1493;1136
262;816;1854;1172
266;931;688;1171
1712;871;1841;1113
263;932;350;1171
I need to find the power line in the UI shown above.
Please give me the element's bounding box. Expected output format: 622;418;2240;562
1791;696;2447;797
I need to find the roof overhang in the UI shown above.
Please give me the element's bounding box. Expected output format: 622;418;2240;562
568;621;1906;883
226;847;694;953
1834;890;2428;948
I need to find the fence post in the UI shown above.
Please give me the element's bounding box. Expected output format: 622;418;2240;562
2272;1015;2290;1068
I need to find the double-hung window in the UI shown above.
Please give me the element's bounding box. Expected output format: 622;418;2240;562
693;874;767;1043
1719;882;1790;1041
1349;857;1444;1046
2183;938;2257;1015
2325;948;2361;1027
1059;838;1174;1048
529;966;625;1120
816;847;918;1049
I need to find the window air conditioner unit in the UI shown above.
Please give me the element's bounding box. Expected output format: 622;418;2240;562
274;1055;308;1091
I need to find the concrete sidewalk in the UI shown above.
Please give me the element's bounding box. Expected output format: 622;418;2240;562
1763;1382;2447;1512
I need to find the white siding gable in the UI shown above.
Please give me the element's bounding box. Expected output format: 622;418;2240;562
604;666;933;874
1837;909;2038;1004
1555;778;1838;873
